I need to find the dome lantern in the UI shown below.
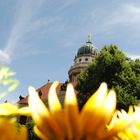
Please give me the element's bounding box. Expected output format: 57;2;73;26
87;34;92;43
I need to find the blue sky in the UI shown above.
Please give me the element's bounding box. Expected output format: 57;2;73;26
0;0;140;103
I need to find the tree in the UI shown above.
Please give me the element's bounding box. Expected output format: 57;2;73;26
77;45;140;110
26;121;40;140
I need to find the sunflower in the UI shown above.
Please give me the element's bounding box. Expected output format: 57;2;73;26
28;81;140;140
107;105;140;140
0;102;28;140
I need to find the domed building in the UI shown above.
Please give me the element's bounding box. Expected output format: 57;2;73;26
68;35;98;82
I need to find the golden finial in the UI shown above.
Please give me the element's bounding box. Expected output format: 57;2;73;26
87;34;92;42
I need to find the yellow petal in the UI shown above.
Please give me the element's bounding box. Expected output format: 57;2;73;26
64;83;80;139
80;83;108;137
82;82;107;111
18;107;31;116
104;90;116;124
15;125;28;140
105;111;134;138
28;86;63;139
0;118;16;140
34;125;49;140
48;81;69;139
0;103;18;116
48;81;62;114
128;106;134;114
28;86;50;123
65;83;78;106
96;90;116;138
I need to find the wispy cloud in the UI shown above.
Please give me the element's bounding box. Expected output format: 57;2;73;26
107;4;140;26
98;3;140;33
0;50;10;64
0;0;55;64
90;3;140;34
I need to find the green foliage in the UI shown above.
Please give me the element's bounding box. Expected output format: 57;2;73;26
26;121;40;140
0;65;19;99
77;45;140;110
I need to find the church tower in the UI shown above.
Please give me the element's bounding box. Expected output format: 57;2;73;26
68;35;98;82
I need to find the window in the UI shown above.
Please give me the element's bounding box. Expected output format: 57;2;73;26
85;58;88;61
79;58;82;62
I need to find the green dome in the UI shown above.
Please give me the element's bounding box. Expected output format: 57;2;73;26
77;41;97;56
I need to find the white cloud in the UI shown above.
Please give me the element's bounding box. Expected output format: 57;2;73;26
124;4;140;14
0;0;55;64
0;50;10;64
105;3;140;27
90;3;140;35
27;17;58;33
99;4;140;30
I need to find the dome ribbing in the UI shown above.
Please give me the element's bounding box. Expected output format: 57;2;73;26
77;41;97;56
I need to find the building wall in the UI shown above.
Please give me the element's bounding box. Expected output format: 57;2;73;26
68;54;96;82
